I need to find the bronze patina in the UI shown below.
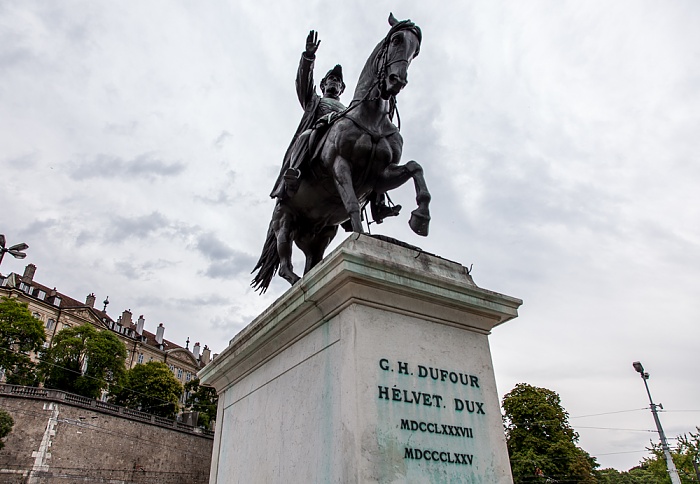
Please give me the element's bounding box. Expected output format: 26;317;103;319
252;14;431;292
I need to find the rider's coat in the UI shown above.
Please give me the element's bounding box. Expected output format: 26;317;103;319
270;53;345;199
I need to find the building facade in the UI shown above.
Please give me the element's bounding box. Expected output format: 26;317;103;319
0;264;211;398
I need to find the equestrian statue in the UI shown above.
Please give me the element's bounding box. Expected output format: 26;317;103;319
252;14;431;293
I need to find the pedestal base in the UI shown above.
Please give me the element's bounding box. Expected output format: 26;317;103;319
199;235;522;483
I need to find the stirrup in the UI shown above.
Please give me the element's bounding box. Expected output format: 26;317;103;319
374;204;402;223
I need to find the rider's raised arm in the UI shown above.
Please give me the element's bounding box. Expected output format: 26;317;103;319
296;30;320;110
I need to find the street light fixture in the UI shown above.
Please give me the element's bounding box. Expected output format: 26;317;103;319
632;361;682;484
0;234;29;267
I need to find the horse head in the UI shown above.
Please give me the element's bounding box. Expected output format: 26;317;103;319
379;14;422;99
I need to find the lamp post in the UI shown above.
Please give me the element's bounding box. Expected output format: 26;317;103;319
0;234;29;267
632;361;681;484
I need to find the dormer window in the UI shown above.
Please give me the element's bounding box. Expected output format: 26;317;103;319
37;290;46;300
53;297;61;307
19;283;31;293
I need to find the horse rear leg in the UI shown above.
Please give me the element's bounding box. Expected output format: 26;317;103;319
376;160;431;236
271;205;300;285
298;225;339;274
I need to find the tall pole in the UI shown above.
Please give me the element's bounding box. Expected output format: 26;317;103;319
633;361;682;484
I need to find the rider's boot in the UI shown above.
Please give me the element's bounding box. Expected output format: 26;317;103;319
283;168;301;198
371;197;402;224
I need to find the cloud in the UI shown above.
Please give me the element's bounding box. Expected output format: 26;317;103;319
99;212;193;244
113;258;179;279
104;121;139;136
1;152;40;173
213;131;233;149
195;232;256;279
67;153;185;181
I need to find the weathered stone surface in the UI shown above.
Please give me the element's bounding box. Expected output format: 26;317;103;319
0;393;213;483
201;234;522;483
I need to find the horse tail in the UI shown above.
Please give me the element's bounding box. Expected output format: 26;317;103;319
251;222;279;293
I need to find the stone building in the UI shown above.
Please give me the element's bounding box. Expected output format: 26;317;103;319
0;264;211;397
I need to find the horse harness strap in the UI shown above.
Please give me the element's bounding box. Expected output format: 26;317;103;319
346;116;399;144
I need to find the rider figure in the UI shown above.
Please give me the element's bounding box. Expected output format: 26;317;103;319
270;31;400;223
270;30;345;200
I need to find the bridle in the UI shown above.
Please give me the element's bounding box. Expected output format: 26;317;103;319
337;20;422;131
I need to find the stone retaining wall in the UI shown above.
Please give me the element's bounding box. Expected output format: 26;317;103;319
0;385;213;484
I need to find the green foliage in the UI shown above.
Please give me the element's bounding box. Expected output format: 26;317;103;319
596;466;663;483
0;296;45;385
0;408;13;450
40;324;127;399
109;361;184;419
638;427;700;484
503;383;598;483
184;378;218;429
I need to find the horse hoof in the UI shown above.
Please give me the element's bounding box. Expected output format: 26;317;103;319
280;269;301;286
409;209;430;236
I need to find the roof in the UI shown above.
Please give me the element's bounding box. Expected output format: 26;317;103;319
0;268;204;368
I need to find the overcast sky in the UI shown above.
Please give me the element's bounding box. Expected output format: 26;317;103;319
2;0;699;471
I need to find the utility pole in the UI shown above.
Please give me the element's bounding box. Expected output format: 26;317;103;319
632;361;682;484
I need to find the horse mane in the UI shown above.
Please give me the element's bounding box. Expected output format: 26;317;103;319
352;18;422;102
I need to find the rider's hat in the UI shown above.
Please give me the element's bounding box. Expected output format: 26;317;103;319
320;65;345;93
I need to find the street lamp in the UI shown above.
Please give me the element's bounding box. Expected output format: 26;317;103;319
0;234;29;267
632;361;682;484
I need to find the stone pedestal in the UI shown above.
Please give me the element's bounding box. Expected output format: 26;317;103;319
199;234;522;483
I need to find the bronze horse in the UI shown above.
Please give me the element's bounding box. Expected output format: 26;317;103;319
252;14;430;292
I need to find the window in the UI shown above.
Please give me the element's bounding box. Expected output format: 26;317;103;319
137;353;144;364
46;319;55;330
186;372;191;382
177;368;183;379
19;283;31;293
37;290;46;300
32;312;42;320
53;297;61;307
169;364;174;372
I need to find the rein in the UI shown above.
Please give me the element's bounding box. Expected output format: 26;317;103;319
327;20;420;134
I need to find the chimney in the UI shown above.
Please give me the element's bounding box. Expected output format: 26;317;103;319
193;342;201;359
201;345;211;365
121;310;132;327
86;293;96;308
23;264;36;283
136;315;145;336
155;323;165;345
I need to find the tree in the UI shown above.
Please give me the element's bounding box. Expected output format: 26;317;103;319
0;296;45;385
0;408;13;450
184;378;218;429
109;361;183;419
639;427;700;484
502;383;598;483
596;466;662;484
40;324;127;399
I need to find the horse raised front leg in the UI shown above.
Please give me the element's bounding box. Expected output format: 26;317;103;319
271;206;300;285
376;160;431;236
332;155;364;233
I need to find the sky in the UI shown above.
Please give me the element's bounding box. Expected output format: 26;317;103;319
1;0;699;472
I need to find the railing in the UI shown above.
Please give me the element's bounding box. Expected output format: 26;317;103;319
0;384;214;438
64;393;92;405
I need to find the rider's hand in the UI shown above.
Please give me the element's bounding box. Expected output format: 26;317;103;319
305;30;320;56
